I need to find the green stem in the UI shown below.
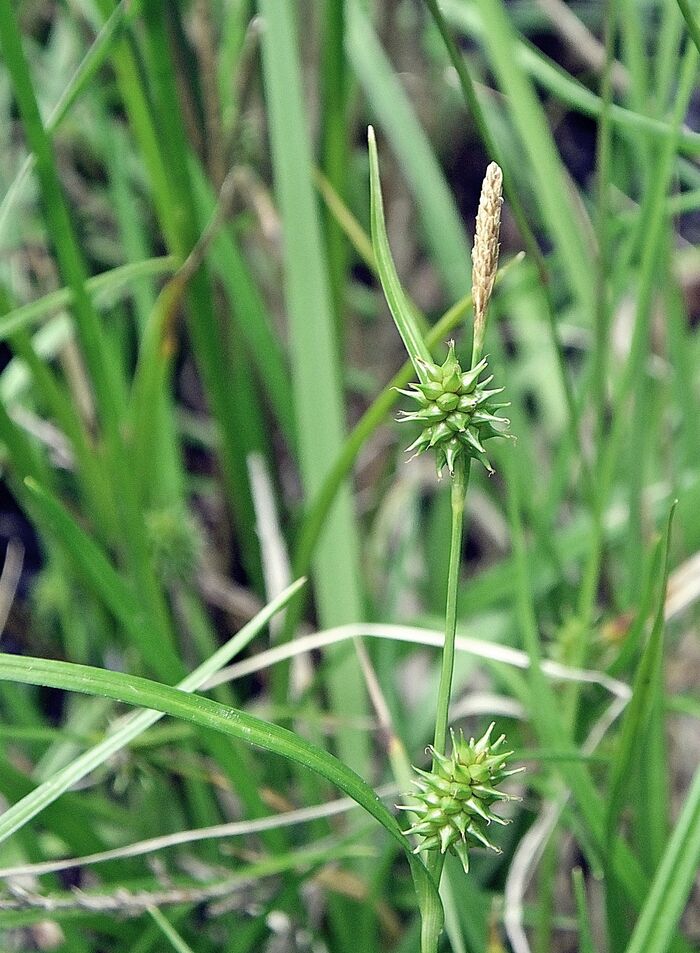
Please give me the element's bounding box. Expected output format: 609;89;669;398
676;0;700;58
419;456;470;953
420;872;445;953
432;456;469;759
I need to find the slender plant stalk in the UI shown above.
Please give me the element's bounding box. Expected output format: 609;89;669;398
367;151;515;951
431;457;469;758
400;169;505;712
419;457;470;953
420;219;494;939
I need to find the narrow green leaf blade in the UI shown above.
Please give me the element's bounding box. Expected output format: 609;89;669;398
606;504;676;840
572;868;598;953
367;125;432;380
0;579;306;846
258;0;368;769
23;477;141;638
0;651;442;931
147;908;197;953
0;258;177;342
623;763;700;953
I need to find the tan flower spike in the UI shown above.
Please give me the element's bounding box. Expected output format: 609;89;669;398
471;162;503;360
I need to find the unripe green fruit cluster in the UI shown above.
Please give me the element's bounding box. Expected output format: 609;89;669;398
398;723;522;873
398;342;510;475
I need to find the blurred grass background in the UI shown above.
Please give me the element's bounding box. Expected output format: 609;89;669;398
0;1;698;951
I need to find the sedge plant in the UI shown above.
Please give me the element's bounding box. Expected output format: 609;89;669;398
2;6;700;953
368;128;521;952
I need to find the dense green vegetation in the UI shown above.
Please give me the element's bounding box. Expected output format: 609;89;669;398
0;2;698;952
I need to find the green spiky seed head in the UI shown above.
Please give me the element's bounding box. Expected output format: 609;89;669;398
397;723;523;873
397;342;511;476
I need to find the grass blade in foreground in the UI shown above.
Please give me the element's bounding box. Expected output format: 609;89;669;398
0;652;442;932
0;579;306;845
